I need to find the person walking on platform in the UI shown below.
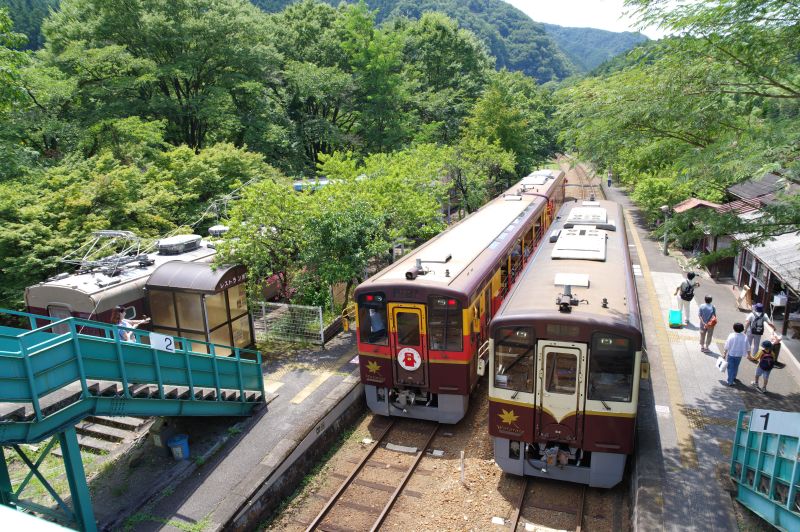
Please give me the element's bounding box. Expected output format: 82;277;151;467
744;303;771;357
722;322;748;386
698;295;717;352
674;272;699;325
748;340;776;393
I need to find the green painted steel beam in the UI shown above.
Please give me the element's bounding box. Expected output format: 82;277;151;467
0;396;259;445
0;447;15;508
58;428;96;532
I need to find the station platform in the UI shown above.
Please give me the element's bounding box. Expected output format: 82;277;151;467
106;334;363;531
602;183;800;531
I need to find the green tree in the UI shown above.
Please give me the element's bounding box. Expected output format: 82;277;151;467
43;0;282;151
397;12;492;143
464;70;557;175
215;177;303;301
301;197;388;306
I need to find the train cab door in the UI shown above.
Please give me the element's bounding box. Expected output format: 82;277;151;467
535;341;587;443
388;303;428;387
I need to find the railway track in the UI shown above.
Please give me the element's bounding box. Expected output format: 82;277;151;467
305;420;440;532
509;477;587;532
557;154;605;202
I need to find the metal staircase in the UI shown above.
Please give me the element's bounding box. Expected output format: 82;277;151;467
0;309;265;531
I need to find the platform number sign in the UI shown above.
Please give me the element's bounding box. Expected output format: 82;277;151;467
150;332;176;353
750;409;800;438
397;347;422;371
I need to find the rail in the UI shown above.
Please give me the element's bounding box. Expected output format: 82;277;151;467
510;477;587;531
306;421;439;532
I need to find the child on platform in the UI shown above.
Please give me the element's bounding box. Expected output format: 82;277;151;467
748;340;776;393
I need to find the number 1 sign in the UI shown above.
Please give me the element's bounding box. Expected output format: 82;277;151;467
749;409;800;437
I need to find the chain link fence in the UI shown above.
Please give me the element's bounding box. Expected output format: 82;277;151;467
252;302;324;345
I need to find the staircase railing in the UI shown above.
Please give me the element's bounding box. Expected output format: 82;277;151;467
0;308;265;443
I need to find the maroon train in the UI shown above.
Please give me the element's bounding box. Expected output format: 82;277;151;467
488;199;642;487
353;170;566;423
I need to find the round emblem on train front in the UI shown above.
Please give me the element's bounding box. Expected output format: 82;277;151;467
397;347;422;371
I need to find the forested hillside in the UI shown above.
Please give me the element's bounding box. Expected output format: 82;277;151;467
542;23;647;72
0;0;557;309
0;0;56;49
253;0;575;83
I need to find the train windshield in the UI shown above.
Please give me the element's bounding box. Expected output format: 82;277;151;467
588;333;635;402
427;296;462;351
358;293;388;345
493;327;535;393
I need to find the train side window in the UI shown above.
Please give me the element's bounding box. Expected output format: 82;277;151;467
545;351;577;394
358;294;388;345
428;296;462;351
588;334;634;402
494;327;534;393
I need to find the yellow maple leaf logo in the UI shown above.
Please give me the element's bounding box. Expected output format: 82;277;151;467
367;360;381;374
499;409;519;425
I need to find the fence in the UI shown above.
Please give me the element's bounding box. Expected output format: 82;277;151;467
252;302;324;345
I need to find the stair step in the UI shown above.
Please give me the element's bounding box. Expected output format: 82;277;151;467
53;434;116;456
88;381;121;397
87;415;149;432
75;421;130;442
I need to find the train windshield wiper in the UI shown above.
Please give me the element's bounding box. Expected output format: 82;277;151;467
600;400;611;411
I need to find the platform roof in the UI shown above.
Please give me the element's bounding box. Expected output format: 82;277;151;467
146;262;246;294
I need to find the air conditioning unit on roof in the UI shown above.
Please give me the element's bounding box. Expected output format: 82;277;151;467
157;235;202;255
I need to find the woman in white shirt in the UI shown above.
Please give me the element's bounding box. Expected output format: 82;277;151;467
722;322;748;386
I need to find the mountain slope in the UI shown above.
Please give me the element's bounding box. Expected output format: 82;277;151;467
253;0;575;83
542;23;648;72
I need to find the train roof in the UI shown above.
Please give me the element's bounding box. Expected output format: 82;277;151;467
355;169;565;300
25;238;216;312
495;199;639;329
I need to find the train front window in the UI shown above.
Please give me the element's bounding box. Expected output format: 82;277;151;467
494;327;534;393
358;294;387;345
428;296;462;351
545;352;577;394
588;334;634;402
396;312;420;346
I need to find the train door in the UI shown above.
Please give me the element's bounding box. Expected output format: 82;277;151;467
388;303;428;387
535;341;587;443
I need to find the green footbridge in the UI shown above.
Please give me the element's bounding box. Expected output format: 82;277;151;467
0;309;265;531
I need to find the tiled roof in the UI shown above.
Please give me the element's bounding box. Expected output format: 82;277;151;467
748;230;800;294
673;198;721;214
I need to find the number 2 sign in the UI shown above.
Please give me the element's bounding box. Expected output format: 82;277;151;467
150;332;176;353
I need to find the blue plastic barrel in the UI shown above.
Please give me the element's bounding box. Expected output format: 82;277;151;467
167;434;190;461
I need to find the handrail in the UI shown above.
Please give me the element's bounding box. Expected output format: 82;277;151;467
0;309;265;415
0;308;261;359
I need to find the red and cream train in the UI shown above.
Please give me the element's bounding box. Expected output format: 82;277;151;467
353;170;566;423
488;199;642;487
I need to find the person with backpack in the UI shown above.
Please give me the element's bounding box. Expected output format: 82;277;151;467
698;295;717;352
748;340;775;393
744;302;772;358
673;272;699;326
